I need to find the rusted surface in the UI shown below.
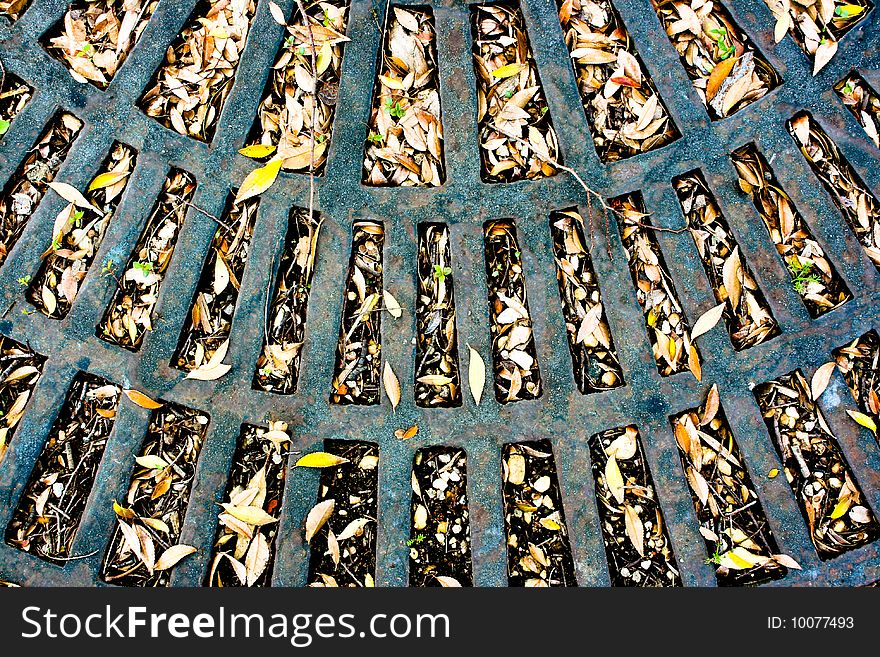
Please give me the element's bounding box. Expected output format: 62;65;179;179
0;0;876;587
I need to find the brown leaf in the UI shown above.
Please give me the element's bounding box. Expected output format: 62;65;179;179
810;362;837;400
623;504;645;556
305;498;335;543
383;361;401;410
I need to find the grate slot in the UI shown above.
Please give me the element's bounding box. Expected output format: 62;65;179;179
755;369;880;559
101;402;210;586
139;0;257;142
243;0;351;175
483;219;542;403
835;71;880;149
502;440;576;586
673;170;780;350
762;0;874;73
254;207;321;394
306;440;379;587
470;1;560;182
5;372;121;565
549;208;624;393
206;421;291;587
788;111;880;271
0;68;32;139
731;142;852;318
415;222;462;408
671;387;789;585
588;425;681;587
173;193;260;374
363;5;445;187
0;110;83;270
612;192;700;379
98;168;197;350
28;141;137;319
834;329;880;438
330;220;384;405
41;0;160;89
555;0;679;162
649;0;781;120
0;333;45;465
0;0;30;22
409;446;472;587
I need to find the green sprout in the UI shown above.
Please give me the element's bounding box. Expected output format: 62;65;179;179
21;308;35;316
322;8;331;27
17;275;31;286
0;119;10;136
78;43;95;60
708;27;735;60
842;81;855;95
383;98;405;118
789;260;821;294
367;132;383;144
101;258;115;276
433;264;452;282
133;260;153;275
406;534;426;547
69;209;84;227
705;546;723;565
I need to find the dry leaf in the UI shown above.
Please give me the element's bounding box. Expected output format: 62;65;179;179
810;362;837;400
690;303;726;340
296;452;349;468
124;389;163;409
383;361;401;409
235;157;283;203
155;544;197;571
305;499;335;543
468;346;485;405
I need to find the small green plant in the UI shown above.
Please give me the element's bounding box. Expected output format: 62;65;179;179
433;265;452;283
132;260;153;275
101;258;115;276
367;132;383;144
705;546;723;565
0;119;10;136
16;275;30;286
259;365;273;377
69;209;84;227
50;238;61;251
842;81;855;95
20;308;35;316
384;98;405;119
789;260;821;294
708;27;735;60
322;8;332;27
78;43;95;60
406;534;426;547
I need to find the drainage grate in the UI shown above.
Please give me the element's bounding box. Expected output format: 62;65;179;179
0;0;878;588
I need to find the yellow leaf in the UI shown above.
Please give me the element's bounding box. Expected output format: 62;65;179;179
539;518;561;531
830;495;852;519
220;503;277;526
88;171;129;192
317;41;332;75
846;409;877;433
768;468;779;479
379;75;405;90
468;346;485;406
383;290;401;318
235;157;283;204
239;144;277;158
141;517;170;533
136;455;169;470
155;544;197;571
605;455;625;504
295;452;349;468
383;361;401;410
124;389;163;409
113;500;135;519
417;374;453;386
492;63;526;78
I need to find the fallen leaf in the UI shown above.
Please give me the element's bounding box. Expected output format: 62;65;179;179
690;303;726;340
305;498;335;543
846;409;877;433
435;575;461;587
124;389;163;409
295;452;349;468
810;362;837;400
383;290;402;318
136;455;169;470
155;544;197;570
468;346;485;405
383;361;401;409
235;157;283;203
623;504;645;556
605;455;625;504
221;503;278;526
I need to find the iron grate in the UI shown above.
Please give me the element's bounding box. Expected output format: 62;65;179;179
0;0;877;587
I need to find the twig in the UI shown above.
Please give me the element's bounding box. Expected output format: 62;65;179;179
185;201;234;232
295;0;317;227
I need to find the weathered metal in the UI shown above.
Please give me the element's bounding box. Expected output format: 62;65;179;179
0;0;877;586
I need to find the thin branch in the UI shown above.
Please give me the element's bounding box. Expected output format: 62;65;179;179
184;201;234;232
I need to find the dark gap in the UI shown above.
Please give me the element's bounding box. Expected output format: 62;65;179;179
834;329;880;437
98;168;197;350
731;142;852;318
409;446;472;586
329;220;384;405
101;402;210;586
254;206;321;394
834;71;880;149
588;425;681;586
549;208;624;393
173;193;260;373
672;169;780;350
415;222;462;408
0;333;46;465
0;111;83;270
205;421;291;587
501;439;576;586
483;219;542;403
307;439;379;587
5;372;121;565
0;68;33;138
28;141;137;319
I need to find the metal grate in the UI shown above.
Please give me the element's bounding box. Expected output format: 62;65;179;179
0;0;878;587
